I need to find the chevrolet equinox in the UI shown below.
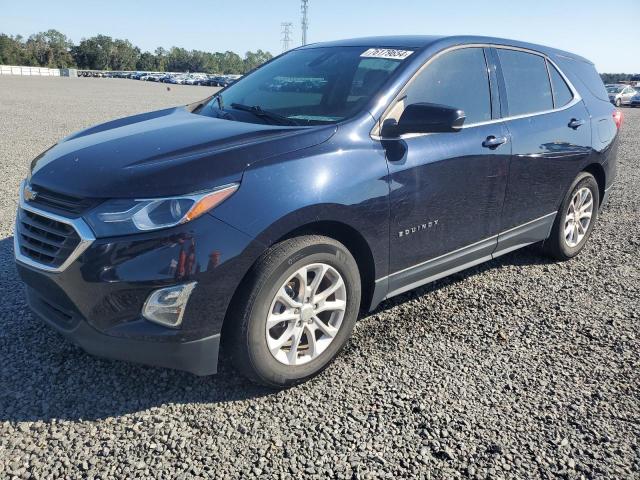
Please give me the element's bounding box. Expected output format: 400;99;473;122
15;36;620;386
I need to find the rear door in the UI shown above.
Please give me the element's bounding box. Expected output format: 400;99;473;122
493;47;591;253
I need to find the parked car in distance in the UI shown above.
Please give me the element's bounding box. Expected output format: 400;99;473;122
606;84;637;107
207;75;226;87
167;74;188;84
183;75;201;85
16;35;619;387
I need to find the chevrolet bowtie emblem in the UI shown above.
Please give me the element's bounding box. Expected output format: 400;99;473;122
23;183;38;202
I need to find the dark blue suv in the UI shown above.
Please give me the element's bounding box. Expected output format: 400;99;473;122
15;36;620;386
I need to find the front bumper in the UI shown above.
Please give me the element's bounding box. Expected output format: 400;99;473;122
16;212;264;375
27;287;221;375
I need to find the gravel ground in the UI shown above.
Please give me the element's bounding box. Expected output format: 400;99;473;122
0;76;638;479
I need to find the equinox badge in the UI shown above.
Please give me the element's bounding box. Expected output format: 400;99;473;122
398;219;439;238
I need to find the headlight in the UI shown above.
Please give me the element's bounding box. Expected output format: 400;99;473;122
85;184;238;237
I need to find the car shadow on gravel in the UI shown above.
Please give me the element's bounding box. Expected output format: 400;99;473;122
0;236;274;423
368;243;556;318
0;235;554;422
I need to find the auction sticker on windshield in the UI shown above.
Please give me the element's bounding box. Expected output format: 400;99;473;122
360;48;414;60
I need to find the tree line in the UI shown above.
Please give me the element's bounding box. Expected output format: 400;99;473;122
600;73;640;84
0;29;273;74
2;30;637;80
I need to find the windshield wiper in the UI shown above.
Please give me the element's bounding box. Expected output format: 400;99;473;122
230;103;300;126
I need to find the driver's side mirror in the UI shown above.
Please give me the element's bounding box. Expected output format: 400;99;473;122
381;103;466;137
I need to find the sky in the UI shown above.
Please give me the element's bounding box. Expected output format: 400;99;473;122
2;0;639;72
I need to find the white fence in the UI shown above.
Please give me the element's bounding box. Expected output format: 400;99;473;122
0;65;61;76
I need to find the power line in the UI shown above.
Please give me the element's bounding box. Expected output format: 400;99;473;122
301;0;309;46
281;22;293;52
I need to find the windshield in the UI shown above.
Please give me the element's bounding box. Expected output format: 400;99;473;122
606;85;623;94
199;46;412;125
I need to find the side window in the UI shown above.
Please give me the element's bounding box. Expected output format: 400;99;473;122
402;47;492;124
497;49;553;116
548;62;574;108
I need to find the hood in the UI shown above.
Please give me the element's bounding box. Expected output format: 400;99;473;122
30;107;336;198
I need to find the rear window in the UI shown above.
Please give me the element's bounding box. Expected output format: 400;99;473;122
560;57;609;101
497;49;553;116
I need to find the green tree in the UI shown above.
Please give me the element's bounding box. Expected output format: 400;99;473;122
221;51;243;74
600;73;636;84
154;47;167;71
25;29;75;68
0;34;29;65
72;35;113;70
2;29;274;74
166;47;191;72
110;39;139;70
136;51;157;71
243;49;273;73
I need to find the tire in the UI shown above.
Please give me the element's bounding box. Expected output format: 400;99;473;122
543;172;599;261
227;235;361;387
615;98;622;107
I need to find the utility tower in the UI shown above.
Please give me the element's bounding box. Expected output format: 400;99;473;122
281;22;293;52
301;0;309;46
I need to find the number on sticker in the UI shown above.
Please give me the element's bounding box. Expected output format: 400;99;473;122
360;48;414;60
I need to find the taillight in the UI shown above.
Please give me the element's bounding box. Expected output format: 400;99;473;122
613;110;623;129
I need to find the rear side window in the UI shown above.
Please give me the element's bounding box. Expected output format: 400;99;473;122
548;62;574;107
403;47;491;124
497;49;553;116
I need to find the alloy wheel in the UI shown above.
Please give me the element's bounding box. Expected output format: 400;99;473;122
564;187;593;248
266;263;347;366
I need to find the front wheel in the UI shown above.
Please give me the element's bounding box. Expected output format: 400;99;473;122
543;172;599;261
227;235;361;387
615;98;622;107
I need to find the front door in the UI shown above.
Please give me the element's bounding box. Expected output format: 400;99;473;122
381;47;511;297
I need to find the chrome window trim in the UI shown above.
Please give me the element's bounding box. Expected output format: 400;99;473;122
370;43;582;141
375;211;557;282
14;180;95;273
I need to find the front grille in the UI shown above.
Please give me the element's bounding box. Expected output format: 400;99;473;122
17;208;81;268
29;186;98;215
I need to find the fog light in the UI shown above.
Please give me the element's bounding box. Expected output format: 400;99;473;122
142;282;197;328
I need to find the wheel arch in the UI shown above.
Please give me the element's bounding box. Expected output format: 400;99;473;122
276;220;377;312
220;219;378;344
583;162;606;205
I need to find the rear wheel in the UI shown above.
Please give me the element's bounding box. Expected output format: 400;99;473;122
227;235;361;387
615;98;622;107
543;172;599;260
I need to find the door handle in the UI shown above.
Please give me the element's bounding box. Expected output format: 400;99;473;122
568;118;585;129
482;135;507;149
